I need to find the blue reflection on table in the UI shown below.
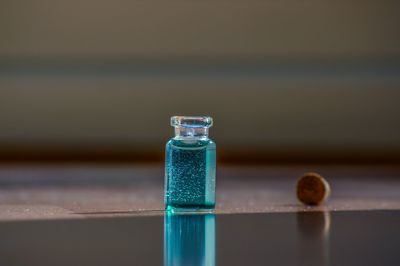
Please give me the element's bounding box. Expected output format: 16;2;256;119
164;212;215;266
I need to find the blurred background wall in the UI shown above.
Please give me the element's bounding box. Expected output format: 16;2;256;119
0;0;399;162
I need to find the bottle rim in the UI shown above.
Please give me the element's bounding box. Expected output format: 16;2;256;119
171;116;213;128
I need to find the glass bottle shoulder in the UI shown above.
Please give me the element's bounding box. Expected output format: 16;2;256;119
166;138;216;150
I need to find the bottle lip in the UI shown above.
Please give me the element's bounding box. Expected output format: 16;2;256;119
171;116;213;128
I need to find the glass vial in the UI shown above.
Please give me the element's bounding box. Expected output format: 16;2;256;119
165;116;216;211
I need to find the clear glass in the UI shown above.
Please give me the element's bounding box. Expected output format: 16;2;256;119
165;116;216;211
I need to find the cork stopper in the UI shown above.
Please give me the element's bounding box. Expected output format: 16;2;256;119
297;172;331;205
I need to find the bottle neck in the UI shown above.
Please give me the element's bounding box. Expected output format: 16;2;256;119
174;127;209;140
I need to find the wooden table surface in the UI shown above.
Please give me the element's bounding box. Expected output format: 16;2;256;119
0;163;399;221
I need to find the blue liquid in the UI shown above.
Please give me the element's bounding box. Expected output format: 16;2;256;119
165;138;216;210
164;213;215;266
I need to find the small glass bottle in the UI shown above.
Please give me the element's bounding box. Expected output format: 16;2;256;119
165;116;216;211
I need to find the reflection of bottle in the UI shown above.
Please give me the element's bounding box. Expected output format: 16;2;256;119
165;116;216;211
164;213;215;266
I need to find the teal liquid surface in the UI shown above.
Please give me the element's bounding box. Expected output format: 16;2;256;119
165;138;216;210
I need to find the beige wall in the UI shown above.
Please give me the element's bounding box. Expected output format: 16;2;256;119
1;0;399;57
1;73;399;153
0;0;399;158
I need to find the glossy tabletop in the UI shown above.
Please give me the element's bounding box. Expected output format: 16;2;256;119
0;210;399;266
0;163;399;265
